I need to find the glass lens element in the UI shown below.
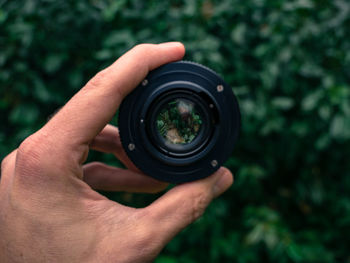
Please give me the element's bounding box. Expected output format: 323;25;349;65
156;99;202;145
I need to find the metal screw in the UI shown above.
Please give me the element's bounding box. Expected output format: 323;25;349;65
128;143;135;151
217;85;224;92
211;160;218;167
142;79;148;86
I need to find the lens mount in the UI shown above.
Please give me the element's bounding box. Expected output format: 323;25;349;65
146;89;215;158
118;61;240;183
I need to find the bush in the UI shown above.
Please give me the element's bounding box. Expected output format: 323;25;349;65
1;0;350;262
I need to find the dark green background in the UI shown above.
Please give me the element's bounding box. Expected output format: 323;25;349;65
1;0;350;262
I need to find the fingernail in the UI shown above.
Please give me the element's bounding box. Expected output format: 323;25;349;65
213;170;233;197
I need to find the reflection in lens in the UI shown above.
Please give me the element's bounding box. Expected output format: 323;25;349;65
156;99;202;145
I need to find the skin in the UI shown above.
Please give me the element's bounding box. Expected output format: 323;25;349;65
0;43;233;263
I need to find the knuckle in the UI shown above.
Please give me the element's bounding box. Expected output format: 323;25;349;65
18;134;41;157
83;162;105;184
16;133;47;173
1;153;13;172
128;44;156;78
86;68;109;89
131;210;161;258
133;209;156;243
132;43;155;54
85;161;104;172
187;191;211;223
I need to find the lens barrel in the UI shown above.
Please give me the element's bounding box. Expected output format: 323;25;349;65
118;61;240;183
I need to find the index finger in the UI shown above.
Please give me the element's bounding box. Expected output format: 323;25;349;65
43;43;185;153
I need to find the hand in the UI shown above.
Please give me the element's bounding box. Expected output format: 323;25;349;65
0;43;233;263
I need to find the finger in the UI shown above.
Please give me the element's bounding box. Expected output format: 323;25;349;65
83;162;168;193
0;150;17;189
43;43;185;153
141;167;233;244
89;124;139;172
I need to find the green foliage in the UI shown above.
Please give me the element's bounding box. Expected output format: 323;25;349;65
157;99;202;144
1;0;350;262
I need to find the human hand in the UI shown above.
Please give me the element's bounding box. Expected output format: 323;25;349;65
0;43;233;263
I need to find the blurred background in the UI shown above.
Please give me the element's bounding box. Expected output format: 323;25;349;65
1;0;350;262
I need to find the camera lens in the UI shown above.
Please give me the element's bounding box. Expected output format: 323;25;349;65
156;98;201;145
118;61;240;183
146;92;213;158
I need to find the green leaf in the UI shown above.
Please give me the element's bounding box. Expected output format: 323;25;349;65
272;97;294;110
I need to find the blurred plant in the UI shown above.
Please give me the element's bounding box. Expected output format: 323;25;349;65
1;0;350;262
156;99;202;144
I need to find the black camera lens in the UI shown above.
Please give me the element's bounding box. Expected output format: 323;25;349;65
118;61;240;183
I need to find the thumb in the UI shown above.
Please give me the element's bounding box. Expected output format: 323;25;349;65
143;167;233;244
